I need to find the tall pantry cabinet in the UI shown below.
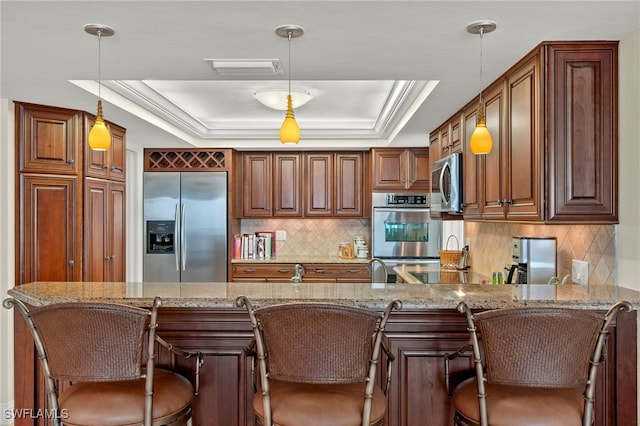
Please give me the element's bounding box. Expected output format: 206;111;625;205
16;102;126;284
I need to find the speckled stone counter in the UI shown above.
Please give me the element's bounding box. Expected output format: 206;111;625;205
8;280;640;311
7;281;638;426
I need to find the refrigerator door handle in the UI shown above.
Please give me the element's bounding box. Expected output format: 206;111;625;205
174;203;180;271
181;203;186;271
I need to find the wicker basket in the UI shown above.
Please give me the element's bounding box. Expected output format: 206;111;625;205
440;235;462;270
440;270;463;283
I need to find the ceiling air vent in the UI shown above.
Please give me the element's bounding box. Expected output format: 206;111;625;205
205;58;283;76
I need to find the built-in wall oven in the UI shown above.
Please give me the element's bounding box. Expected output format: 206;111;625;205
371;193;441;282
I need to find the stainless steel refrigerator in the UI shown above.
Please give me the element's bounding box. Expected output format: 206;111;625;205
143;172;227;282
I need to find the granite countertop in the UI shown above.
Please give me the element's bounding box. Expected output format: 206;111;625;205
231;256;371;264
8;281;640;311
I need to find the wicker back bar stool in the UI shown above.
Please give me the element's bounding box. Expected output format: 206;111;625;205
4;296;204;426
236;296;402;426
444;301;632;426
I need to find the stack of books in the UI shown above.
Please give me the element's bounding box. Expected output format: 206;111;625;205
233;231;276;260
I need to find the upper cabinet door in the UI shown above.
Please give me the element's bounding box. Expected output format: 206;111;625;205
273;153;302;217
304;153;333;216
17;102;81;175
546;42;618;222
242;153;273;217
85;115;126;181
335;152;365;217
371;148;429;191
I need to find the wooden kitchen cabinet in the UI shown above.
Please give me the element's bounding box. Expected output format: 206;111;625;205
231;262;370;283
17;102;81;175
371;148;429;191
241;152;303;218
433;115;463;159
231;263;295;282
15;101;127;284
546;43;618;222
85;115;126;182
19;174;82;284
435;41;618;223
84;179;126;282
241;151;366;219
304;152;367;218
304;263;371;283
461;103;482;219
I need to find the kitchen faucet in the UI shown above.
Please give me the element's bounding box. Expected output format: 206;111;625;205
368;258;388;283
290;264;305;283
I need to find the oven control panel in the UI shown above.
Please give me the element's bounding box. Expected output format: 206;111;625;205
386;194;428;206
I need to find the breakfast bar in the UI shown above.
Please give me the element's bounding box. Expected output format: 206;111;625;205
8;281;639;426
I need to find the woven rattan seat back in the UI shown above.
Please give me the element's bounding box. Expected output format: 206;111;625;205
28;302;149;382
255;302;380;384
475;307;602;388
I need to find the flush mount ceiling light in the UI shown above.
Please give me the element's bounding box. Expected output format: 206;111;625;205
84;23;115;151
254;88;312;111
467;20;497;155
276;24;304;145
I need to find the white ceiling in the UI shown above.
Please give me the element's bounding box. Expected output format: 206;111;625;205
2;1;639;150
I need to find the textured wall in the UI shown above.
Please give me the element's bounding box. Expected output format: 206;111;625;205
464;222;617;286
241;218;370;257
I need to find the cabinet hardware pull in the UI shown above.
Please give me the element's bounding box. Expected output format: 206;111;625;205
103;166;109;170
111;167;117;171
347;269;361;273
313;269;326;273
67;159;74;165
68;260;75;266
278;269;290;273
505;199;513;205
243;268;256;272
497;200;504;206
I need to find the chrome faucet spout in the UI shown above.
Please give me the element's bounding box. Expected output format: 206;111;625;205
290;263;305;283
368;258;388;283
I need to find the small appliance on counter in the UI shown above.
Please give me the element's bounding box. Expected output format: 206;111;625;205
505;236;557;284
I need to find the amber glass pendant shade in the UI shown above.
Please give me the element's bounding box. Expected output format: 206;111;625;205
88;100;111;151
280;95;300;144
469;102;492;155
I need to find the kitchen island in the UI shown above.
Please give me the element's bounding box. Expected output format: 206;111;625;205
8;281;639;426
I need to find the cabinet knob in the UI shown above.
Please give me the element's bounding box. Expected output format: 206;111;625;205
504;199;513;205
103;166;109;170
67;159;74;165
68;260;75;266
111;167;117;172
497;200;504;206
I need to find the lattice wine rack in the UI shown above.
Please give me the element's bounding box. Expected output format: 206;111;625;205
144;149;230;171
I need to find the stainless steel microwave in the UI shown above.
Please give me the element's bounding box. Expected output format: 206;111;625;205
430;152;463;214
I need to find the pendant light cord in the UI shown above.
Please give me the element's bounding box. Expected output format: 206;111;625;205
288;30;292;95
97;29;102;101
479;27;484;104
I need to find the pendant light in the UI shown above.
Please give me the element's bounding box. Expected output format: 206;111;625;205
467;20;497;155
84;23;115;151
275;25;304;144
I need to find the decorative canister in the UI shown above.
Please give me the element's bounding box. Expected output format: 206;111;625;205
339;242;354;259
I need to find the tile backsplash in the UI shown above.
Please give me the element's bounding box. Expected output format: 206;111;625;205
241;218;370;257
464;222;617;286
241;219;617;286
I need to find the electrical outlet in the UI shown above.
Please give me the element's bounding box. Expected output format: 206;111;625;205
572;259;589;285
276;230;286;241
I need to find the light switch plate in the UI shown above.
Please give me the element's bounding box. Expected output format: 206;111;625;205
276;230;286;241
572;259;589;286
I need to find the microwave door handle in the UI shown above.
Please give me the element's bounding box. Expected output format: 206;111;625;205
439;164;447;202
